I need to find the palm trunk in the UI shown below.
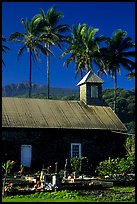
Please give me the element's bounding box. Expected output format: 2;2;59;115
113;69;117;113
29;48;32;98
47;43;50;99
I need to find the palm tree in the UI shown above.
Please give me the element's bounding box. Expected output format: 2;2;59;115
33;7;70;99
61;24;88;79
60;23;106;79
9;17;51;98
99;29;135;113
2;36;10;66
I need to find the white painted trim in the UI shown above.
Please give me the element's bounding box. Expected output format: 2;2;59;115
71;143;81;158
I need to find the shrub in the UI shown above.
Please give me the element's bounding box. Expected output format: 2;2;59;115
96;157;120;176
2;160;16;196
96;135;135;176
125;135;135;156
96;155;135;176
69;157;88;172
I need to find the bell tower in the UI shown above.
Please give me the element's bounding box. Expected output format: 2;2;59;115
77;71;104;105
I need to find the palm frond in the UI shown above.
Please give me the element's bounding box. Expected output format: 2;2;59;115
119;58;135;72
127;72;135;80
94;35;107;43
31;14;41;25
34;43;48;57
60;47;73;58
2;37;10;66
112;29;127;46
121;58;135;67
46;7;63;27
9;32;24;42
17;45;27;60
53;24;70;33
119;36;135;51
88;28;99;40
21;18;29;33
40;8;46;20
2;59;6;66
2;45;10;52
122;51;135;57
31;49;40;64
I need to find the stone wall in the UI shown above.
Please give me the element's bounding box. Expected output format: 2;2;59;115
2;128;126;172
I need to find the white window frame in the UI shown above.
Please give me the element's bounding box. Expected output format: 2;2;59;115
71;143;81;158
91;85;98;98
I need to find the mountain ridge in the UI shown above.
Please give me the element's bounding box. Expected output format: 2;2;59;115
2;81;79;97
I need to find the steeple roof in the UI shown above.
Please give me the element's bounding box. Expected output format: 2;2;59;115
77;71;104;86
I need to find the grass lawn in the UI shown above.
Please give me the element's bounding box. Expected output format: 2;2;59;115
2;187;135;202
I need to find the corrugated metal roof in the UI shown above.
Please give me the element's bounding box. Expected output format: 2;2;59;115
77;71;104;86
2;97;126;132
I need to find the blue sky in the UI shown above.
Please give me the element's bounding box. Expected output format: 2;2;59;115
2;2;135;90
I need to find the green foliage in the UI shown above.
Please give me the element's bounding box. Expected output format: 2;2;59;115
125;135;135;156
2;160;15;175
102;88;135;133
116;97;128;109
96;157;120;176
61;94;79;101
93;135;135;176
96;154;135;176
127;103;135;112
69;157;81;172
118;155;135;174
69;157;88;172
2;187;135;202
18;93;80;101
60;23;106;78
2;160;16;197
41;190;79;199
125;122;135;134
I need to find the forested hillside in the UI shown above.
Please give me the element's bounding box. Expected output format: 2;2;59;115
102;88;135;134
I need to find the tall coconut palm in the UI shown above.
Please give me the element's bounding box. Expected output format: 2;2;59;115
99;29;135;113
9;17;52;98
2;36;10;66
60;23;106;79
33;7;70;99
